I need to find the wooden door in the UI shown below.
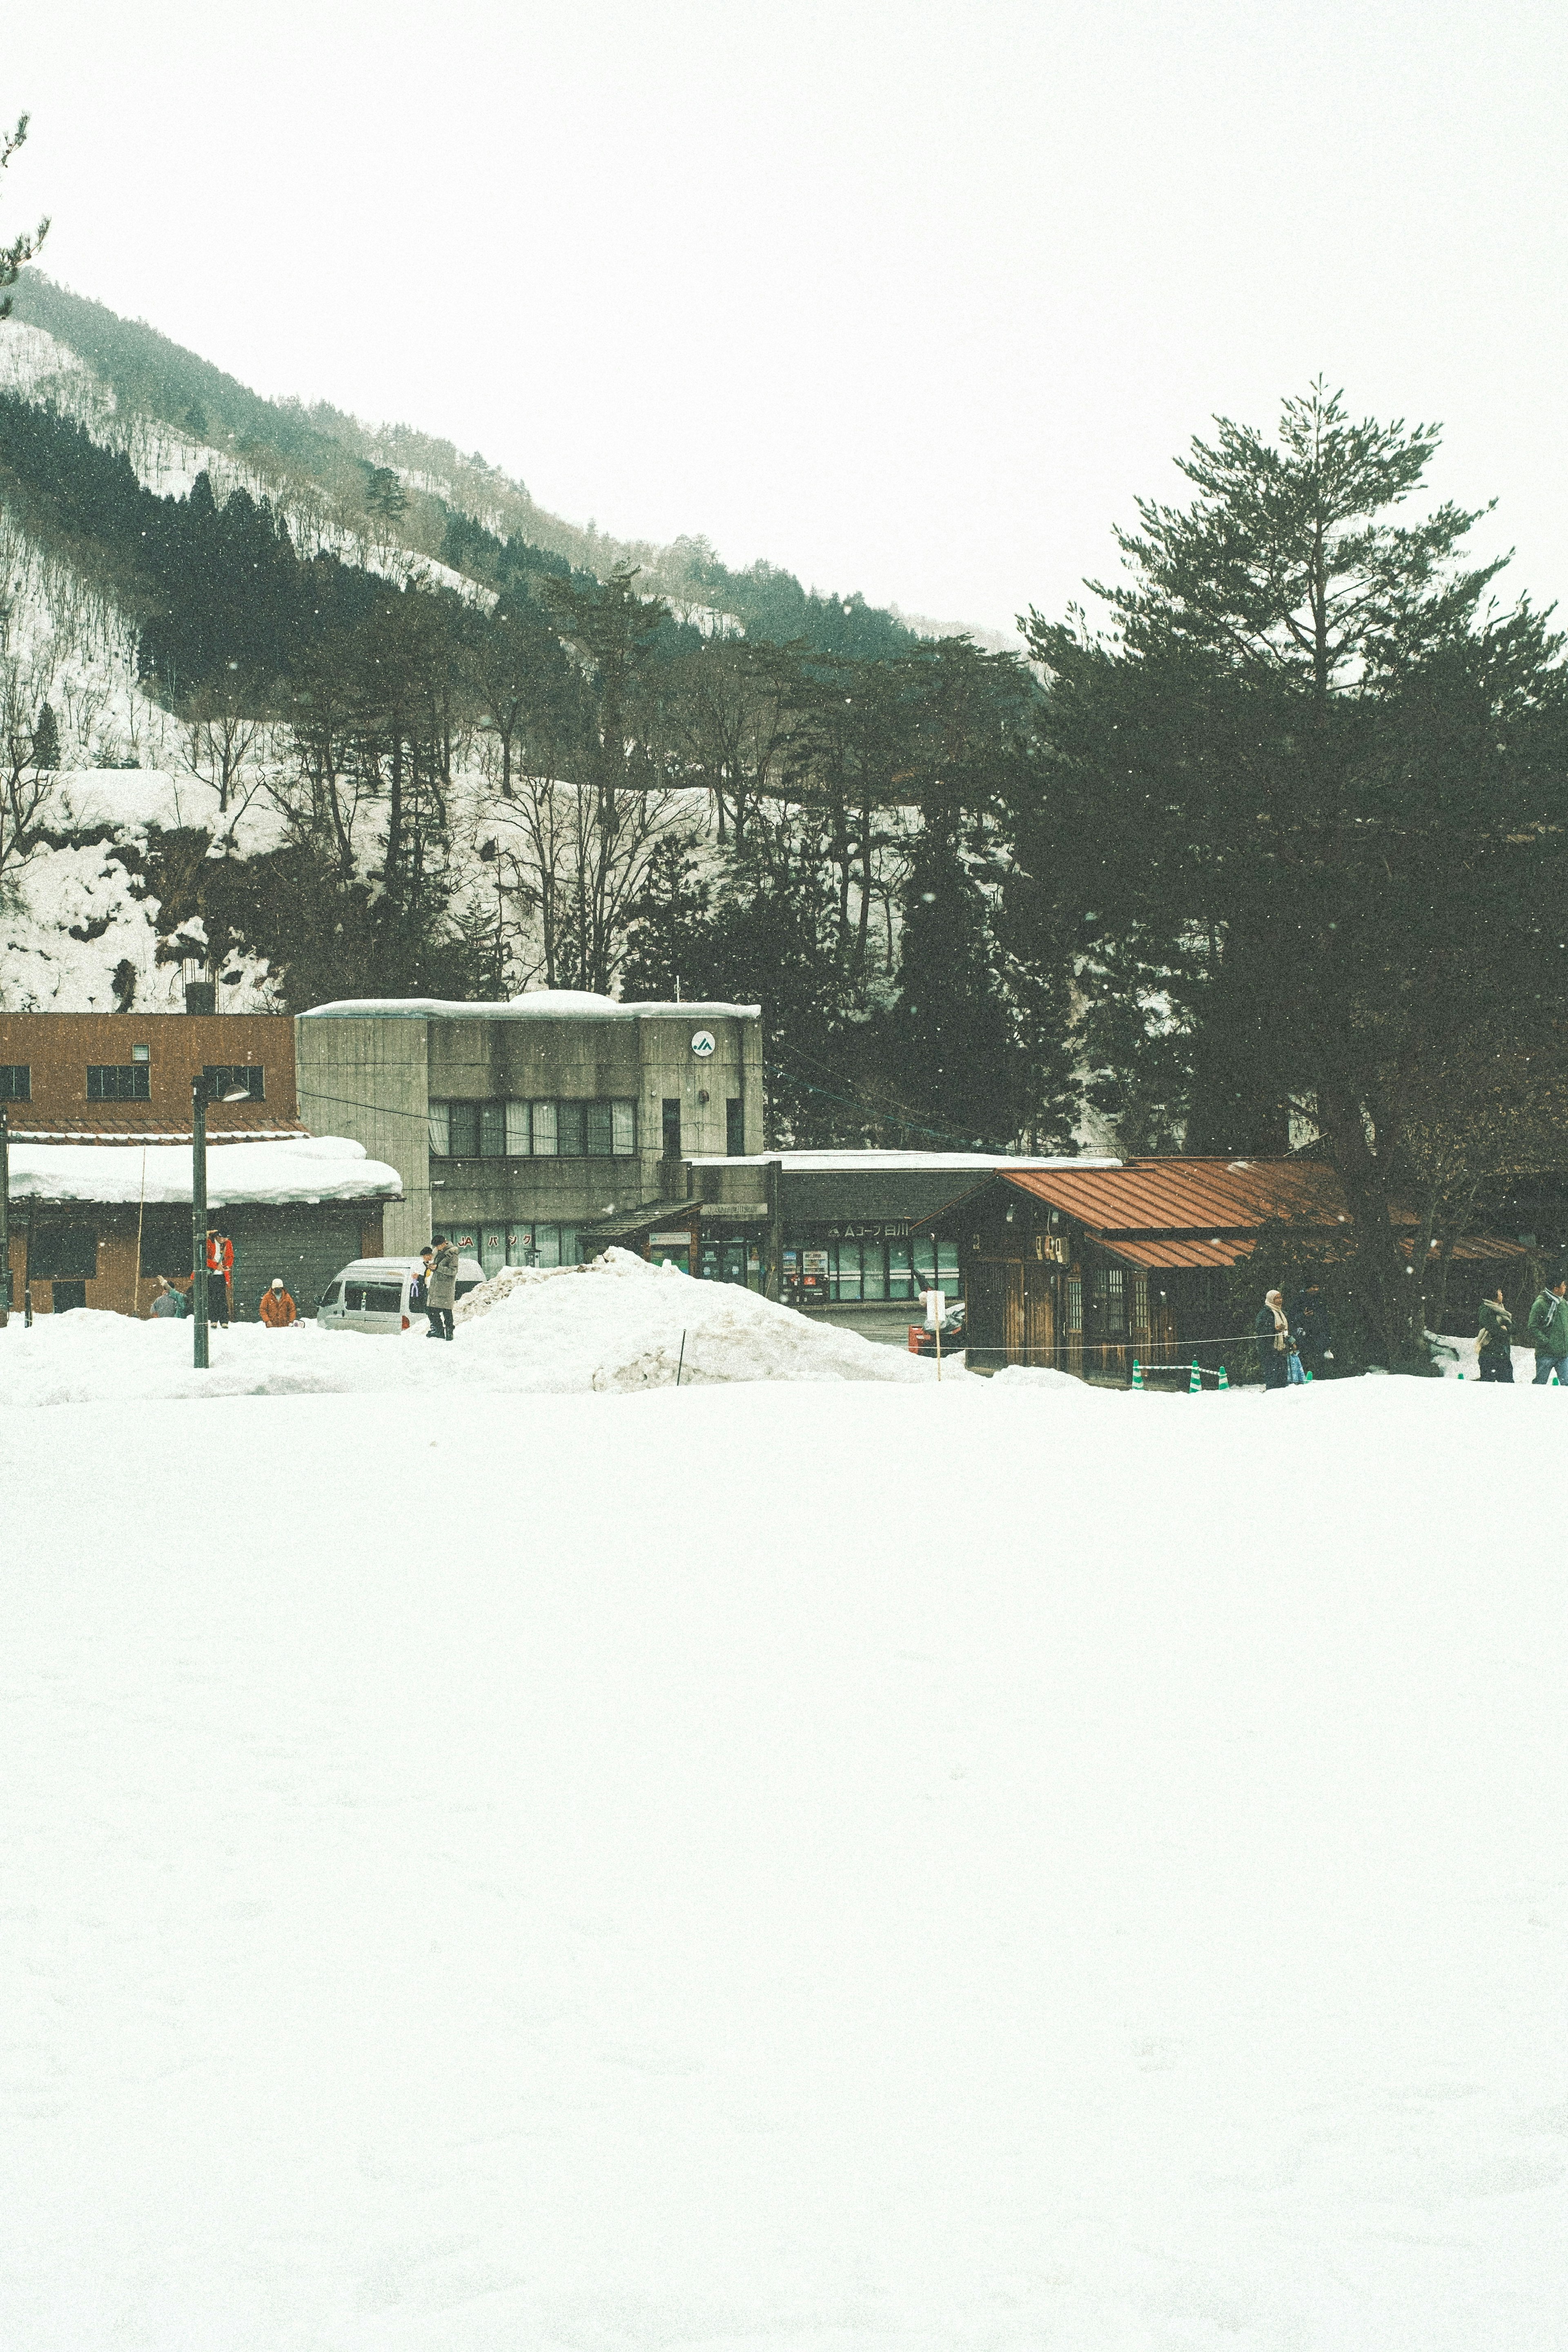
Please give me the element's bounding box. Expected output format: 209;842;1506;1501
1023;1262;1056;1368
1004;1263;1025;1363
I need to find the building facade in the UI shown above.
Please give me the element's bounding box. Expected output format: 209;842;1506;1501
0;1010;303;1140
592;1152;1111;1333
295;992;764;1268
920;1158;1532;1382
2;1135;400;1321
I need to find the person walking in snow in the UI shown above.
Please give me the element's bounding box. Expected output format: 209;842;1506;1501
1477;1287;1515;1383
1255;1288;1294;1389
1527;1275;1568;1384
425;1237;458;1341
149;1277;182;1319
258;1277;297;1327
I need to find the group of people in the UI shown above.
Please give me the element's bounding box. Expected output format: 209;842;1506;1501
1254;1274;1568;1386
412;1238;459;1340
1481;1276;1568;1385
149;1270;298;1325
1254;1284;1334;1388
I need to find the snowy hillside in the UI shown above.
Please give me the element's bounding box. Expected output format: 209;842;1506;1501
4;1354;1565;2348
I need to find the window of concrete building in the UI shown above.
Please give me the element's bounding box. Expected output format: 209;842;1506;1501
87;1064;151;1102
204;1065;264;1101
0;1065;30;1100
726;1098;743;1155
447;1101;481;1156
430;1098;636;1157
662;1099;681;1158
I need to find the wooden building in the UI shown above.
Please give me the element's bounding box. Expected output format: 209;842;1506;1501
920;1159;1532;1382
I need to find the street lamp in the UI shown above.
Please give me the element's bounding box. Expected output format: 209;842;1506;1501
191;1073;252;1370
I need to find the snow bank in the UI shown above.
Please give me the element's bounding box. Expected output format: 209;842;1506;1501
452;1248;929;1390
4;1374;1566;2348
5;1132;401;1207
0;1251;931;1407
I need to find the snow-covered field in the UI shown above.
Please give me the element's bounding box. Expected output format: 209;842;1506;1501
3;1293;1566;2349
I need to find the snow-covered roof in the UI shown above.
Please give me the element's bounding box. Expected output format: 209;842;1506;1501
5;1134;403;1207
692;1151;1124;1174
299;991;761;1022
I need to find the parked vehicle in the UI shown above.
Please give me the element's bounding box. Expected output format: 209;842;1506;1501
317;1255;485;1336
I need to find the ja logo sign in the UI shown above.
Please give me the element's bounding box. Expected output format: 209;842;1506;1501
690;1029;716;1058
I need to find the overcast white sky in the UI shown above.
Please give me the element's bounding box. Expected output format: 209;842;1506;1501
5;1;1566;638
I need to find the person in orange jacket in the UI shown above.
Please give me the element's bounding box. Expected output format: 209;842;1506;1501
205;1229;234;1327
258;1276;297;1327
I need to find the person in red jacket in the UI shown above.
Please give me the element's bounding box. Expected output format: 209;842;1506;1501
258;1277;297;1327
204;1230;233;1326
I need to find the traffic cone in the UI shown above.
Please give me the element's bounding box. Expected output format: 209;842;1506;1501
1217;1363;1229;1392
1131;1359;1144;1390
1188;1357;1201;1394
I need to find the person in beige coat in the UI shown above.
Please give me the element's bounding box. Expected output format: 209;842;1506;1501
425;1238;459;1341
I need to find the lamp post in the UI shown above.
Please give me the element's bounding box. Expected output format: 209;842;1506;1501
192;1074;249;1369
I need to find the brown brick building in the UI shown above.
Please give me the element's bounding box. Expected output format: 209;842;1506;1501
0;1013;399;1320
0;1011;303;1140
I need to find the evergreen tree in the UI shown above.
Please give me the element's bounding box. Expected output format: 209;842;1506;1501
31;700;58;771
0;114;47;322
1017;383;1568;1367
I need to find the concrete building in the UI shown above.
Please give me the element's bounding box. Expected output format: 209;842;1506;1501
294;991;764;1270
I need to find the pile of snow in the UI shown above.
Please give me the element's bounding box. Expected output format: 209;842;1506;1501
452;1248;929;1390
4;1374;1566;2348
0;1252;933;1408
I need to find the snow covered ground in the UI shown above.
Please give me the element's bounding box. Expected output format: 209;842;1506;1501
3;1301;1566;2348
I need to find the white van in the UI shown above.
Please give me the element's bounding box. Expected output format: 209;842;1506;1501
316;1254;486;1336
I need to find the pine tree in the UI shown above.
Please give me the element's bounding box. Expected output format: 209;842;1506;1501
1019;382;1568;1367
0;114;47;321
31;700;58;771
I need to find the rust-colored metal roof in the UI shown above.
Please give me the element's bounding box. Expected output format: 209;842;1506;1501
5;1107;311;1143
999;1157;1347;1234
1101;1232;1260;1270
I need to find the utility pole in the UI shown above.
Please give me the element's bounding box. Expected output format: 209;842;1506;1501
765;1154;782;1303
0;1100;9;1326
192;1072;210;1370
0;1106;9;1328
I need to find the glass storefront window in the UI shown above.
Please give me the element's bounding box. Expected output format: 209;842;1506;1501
479;1227;507;1278
829;1239;862;1301
507;1225;535;1265
886;1238;915;1300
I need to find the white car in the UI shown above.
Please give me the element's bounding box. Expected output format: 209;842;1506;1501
316;1254;486;1336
